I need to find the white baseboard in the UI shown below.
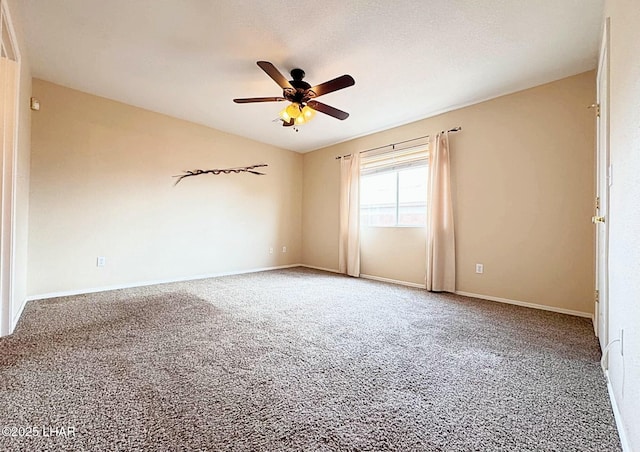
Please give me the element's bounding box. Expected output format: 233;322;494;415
360;273;426;289
605;371;631;452
300;266;426;289
299;264;341;274
301;270;594;319
10;296;28;333
26;264;301;301
455;290;593;319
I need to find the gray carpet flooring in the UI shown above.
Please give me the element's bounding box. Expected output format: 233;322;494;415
0;267;621;451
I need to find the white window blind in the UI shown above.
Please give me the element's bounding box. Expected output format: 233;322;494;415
360;144;429;175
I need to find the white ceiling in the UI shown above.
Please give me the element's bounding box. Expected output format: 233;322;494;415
19;0;604;153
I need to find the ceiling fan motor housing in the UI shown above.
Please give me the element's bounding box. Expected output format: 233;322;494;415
286;68;314;103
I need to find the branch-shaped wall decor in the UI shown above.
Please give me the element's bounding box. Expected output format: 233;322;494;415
173;164;268;185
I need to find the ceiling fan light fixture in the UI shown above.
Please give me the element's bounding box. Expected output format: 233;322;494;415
281;103;313;126
285;103;302;119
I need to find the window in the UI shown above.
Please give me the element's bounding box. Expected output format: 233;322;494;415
360;146;428;227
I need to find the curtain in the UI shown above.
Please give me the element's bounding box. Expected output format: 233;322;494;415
339;153;360;277
426;132;456;292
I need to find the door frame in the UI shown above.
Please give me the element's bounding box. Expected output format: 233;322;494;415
594;17;610;352
0;0;21;337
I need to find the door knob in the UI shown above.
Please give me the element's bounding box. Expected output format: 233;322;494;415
592;216;605;223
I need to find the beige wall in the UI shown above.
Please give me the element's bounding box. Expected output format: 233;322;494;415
4;0;32;333
360;227;426;285
303;71;596;314
301;146;340;271
28;80;302;297
603;1;640;450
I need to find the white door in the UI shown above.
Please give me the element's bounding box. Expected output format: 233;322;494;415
594;18;610;352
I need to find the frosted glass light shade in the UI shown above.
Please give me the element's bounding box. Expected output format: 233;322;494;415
301;105;316;120
286;103;302;118
280;109;291;122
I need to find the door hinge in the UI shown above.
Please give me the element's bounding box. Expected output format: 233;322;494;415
589;103;601;117
595;196;600;210
595;290;600;303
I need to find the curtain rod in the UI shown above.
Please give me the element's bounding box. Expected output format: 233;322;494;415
335;126;462;160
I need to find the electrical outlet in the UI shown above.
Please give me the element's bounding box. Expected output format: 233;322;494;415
282;246;287;253
269;247;273;254
97;256;106;267
475;263;483;274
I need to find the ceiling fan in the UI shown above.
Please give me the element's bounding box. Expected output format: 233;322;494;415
233;61;355;127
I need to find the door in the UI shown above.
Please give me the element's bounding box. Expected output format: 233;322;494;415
593;18;610;352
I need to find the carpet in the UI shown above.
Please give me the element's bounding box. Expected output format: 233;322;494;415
0;267;621;451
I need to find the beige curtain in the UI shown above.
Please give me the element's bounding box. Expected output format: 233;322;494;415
426;132;455;292
339;153;360;276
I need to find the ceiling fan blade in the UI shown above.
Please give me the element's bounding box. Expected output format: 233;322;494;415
233;97;286;104
309;75;355;97
307;100;349;120
282;118;295;127
257;61;293;90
